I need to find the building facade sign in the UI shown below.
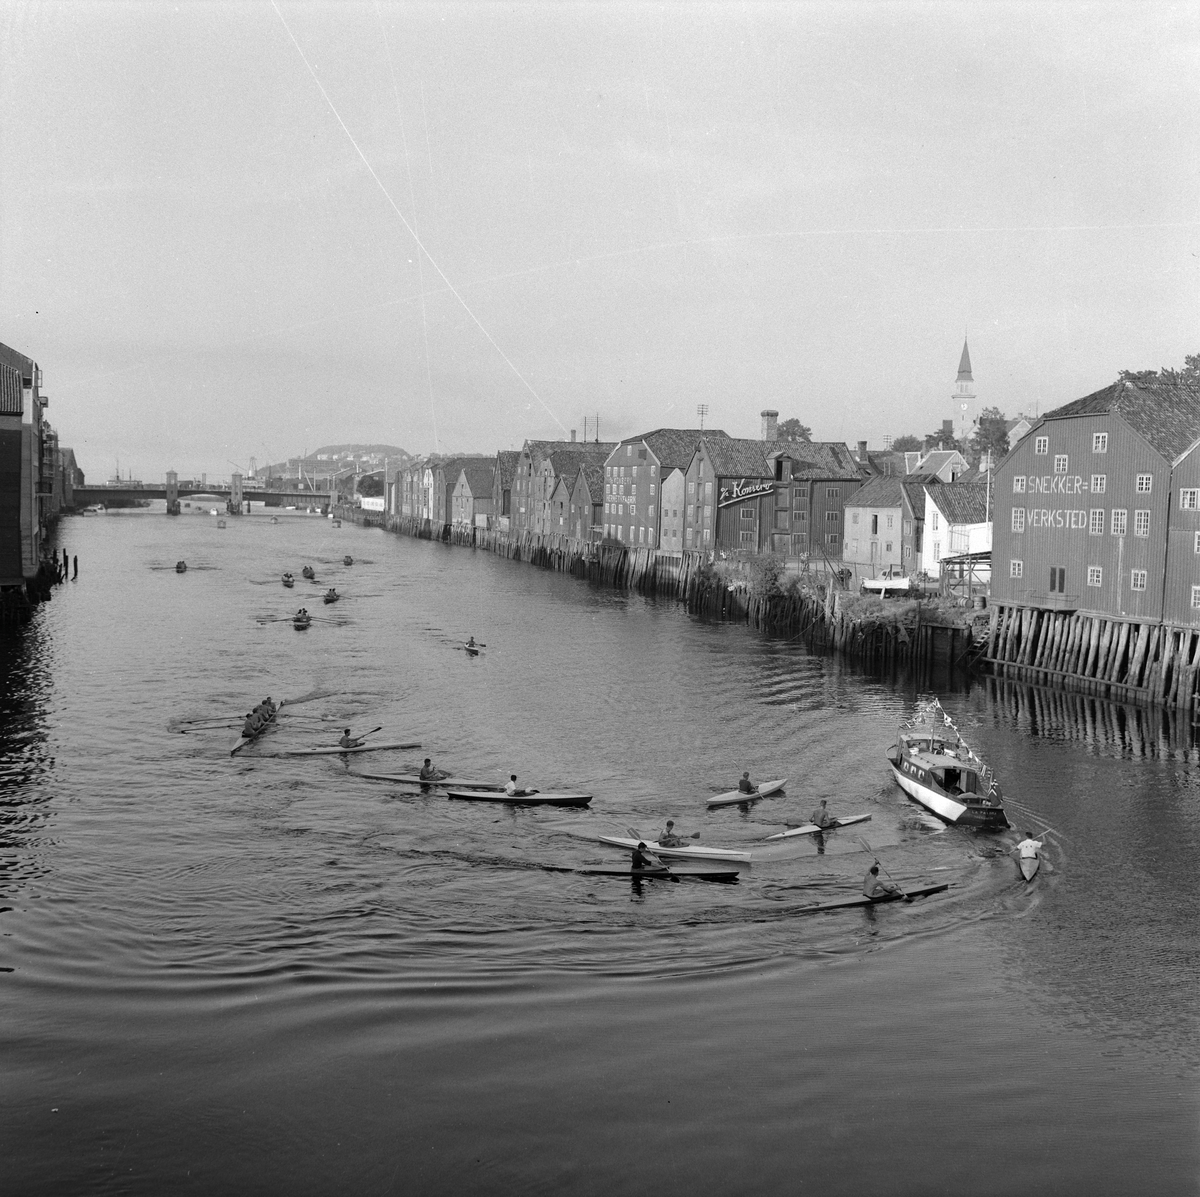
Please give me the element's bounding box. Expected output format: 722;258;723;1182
717;478;775;507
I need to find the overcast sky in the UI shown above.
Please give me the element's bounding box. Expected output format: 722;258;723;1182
2;1;1197;481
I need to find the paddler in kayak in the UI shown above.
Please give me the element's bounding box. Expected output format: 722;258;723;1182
811;799;836;829
1015;830;1043;867
338;728;364;749
657;819;686;847
241;711;262;738
504;774;538;797
862;862;903;901
419;758;442;781
737;771;758;795
631;842;663;872
466;636;477;649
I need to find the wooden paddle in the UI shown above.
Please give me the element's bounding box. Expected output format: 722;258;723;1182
857;837;908;901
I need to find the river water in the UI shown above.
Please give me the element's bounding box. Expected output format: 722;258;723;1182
2;508;1197;1195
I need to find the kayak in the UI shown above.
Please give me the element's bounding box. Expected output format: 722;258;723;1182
260;740;421;757
597;834;752;863
707;778;787;807
792;882;950;916
354;771;505;790
447;789;592;807
230;701;285;756
1019;856;1041;882
572;867;739;883
765;813;873;840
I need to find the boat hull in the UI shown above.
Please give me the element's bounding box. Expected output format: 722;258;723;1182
766;813;872;840
447;789;592;806
598;834;751;862
574;867;739;882
707;779;787;807
263;740;421;757
1019;856;1040;882
230;702;284;756
889;762;1008;828
794;882;950;915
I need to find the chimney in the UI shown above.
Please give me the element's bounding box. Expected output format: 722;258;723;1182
761;409;779;441
857;440;868;462
942;419;954;440
570;429;577;443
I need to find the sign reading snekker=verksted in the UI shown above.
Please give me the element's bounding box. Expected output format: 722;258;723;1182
717;479;776;508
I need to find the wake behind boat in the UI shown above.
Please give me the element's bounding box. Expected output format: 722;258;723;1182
887;699;1009;829
597;834;752;863
707;778;787;807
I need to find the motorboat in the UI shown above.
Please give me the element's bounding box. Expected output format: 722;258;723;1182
886;698;1009;828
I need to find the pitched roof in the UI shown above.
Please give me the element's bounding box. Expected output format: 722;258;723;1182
1041;376;1200;462
571;457;604;503
624;428;729;472
778;440;865;480
845;475;903;509
913;449;965;476
928;481;989;526
701;436;772;477
494;449;519;489
458;462;495;496
957;339;973;381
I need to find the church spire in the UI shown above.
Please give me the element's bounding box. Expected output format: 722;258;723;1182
957;339;973;382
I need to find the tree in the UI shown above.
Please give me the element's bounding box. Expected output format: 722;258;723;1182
923;429;965;453
890;434;922;453
778;418;811;442
1119;353;1200;385
970;407;1010;462
357;474;384;497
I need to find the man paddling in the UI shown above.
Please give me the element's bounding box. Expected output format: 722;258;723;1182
241;712;261;738
1015;831;1043;867
657;819;686;847
338;728;364;749
631;842;665;873
862;862;903;901
737;771;758;795
419;758;442;782
811;799;836;829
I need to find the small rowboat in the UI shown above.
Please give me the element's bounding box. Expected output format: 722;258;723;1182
1019;856;1040;882
343;555;353;566
230;701;285;756
323;590;339;605
447;789;592;807
353;771;505;790
567;867;739;883
707;778;787;807
282;573;294;588
765;813;872;840
792;882;950;916
598;834;751;863
301;566;315;579
261;740;421;757
293;614;311;630
175;560;187;573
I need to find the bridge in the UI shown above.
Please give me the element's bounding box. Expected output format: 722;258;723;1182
72;471;338;513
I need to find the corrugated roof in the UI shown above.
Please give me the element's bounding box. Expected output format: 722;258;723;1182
928;481;989;526
1041;376;1200;462
845;475;903;508
624;428;729;472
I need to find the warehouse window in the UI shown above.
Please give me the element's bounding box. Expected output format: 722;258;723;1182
1089;509;1104;535
1134;510;1150;537
1050;567;1066;592
1010;559;1023;578
826;487;840;499
825;511;839;523
1181;489;1200;510
1195;531;1200;555
885;541;893;552
741;506;754;520
826;533;839;545
1091;475;1106;494
1011;508;1025;533
1131;570;1147;591
1054;455;1068;474
1111;509;1127;535
1136;474;1152;493
931;512;939;531
1087;566;1102;587
1192;585;1200;610
851;510;860;524
1093;432;1108;452
1034;437;1048;455
1013;476;1026;493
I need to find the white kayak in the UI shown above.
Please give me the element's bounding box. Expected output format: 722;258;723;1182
259;740;421;757
707;779;787;807
598;834;752;863
765;813;872;840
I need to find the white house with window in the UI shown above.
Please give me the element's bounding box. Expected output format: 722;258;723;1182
842;475;903;574
922;481;991;579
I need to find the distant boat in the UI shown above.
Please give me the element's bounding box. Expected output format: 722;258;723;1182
217;519;227;529
175;560;187;573
270;516;279;524
343;555;353;566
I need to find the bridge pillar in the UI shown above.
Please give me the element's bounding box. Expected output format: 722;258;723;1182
165;471;180;515
228;473;243;515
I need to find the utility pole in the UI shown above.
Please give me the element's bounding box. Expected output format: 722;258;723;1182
697;404;709;432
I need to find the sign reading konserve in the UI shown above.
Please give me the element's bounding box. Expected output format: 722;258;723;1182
717;478;775;508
